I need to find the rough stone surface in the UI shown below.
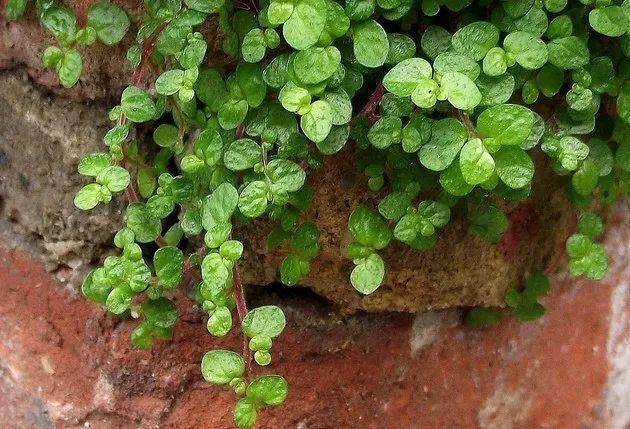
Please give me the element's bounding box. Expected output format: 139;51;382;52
0;203;627;428
0;68;574;312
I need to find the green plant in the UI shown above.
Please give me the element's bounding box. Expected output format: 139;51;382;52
8;0;630;426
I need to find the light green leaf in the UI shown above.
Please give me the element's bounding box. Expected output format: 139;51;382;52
224;139;262;171
121;86;156;123
87;1;130;45
589;6;629;37
353;19;389;68
201;350;245;385
418;118;467;171
57;49;82;88
239;181;269;217
383;57;433;97
503;31;548;70
477;104;535;146
439;71;481;110
351;253;385;294
460;138;495;185
451;21;500;61
267;159;306;194
74;183;103;210
283;0;326;50
293;46;341;85
154;247;184;289
301;100;333;143
241;305;286;339
494;146;534;189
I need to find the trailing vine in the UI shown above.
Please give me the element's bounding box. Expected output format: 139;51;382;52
6;0;630;426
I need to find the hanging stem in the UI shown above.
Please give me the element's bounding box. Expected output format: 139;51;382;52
232;263;252;374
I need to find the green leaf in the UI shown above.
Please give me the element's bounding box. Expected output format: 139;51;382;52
301;100;333;143
368;116;402;149
242;305;286;339
242;28;266;63
378;192;412;221
439;162;474;196
556;136;589;171
321;89;352;125
41;6;76;44
97;166;130;192
578;212;604;239
283;0;326;50
353;19;389;68
105;287;132;314
293;46;341;85
433;51;480;81
494;146;534;189
589;6;629;37
418;200;450;228
207;306;233;336
465;307;503;327
572;159;599;196
267;159;306;194
410;77;440;108
5;0;28;20
142;297;178;328
351;253;385;294
468;205;508;243
121;86;156;123
203;183;239;229
247;375;289;406
78;153;112;176
201;350;245;385
547;36;589;70
477;104;535;146
82;269;113;303
201;252;230;289
439;71;481;110
42;46;63;68
218;99;249;130
316;124;350;155
503;31;548;70
224;139;262;171
154;247;184;289
126;203;162;243
87;1;130;45
418;118;467;171
451;21;499;61
74;183;103;210
195;68;228;111
280;254;304;286
185;0;224;13
348;206;392;249
220;240;244;261
57;49;82;88
234;399;257;429
279;82;311;113
238;181;269;217
382;58;433;97
386;33;416;64
567;234;608;280
460;138;495;185
155;70;184;96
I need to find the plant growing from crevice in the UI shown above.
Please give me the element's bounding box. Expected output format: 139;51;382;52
7;0;630;427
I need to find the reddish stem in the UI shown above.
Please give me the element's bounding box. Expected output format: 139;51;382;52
354;83;385;125
232;264;252;373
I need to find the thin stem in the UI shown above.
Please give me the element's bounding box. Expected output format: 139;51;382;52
353;83;385;126
232;263;252;374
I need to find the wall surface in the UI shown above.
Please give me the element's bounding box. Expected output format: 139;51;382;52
0;2;629;428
